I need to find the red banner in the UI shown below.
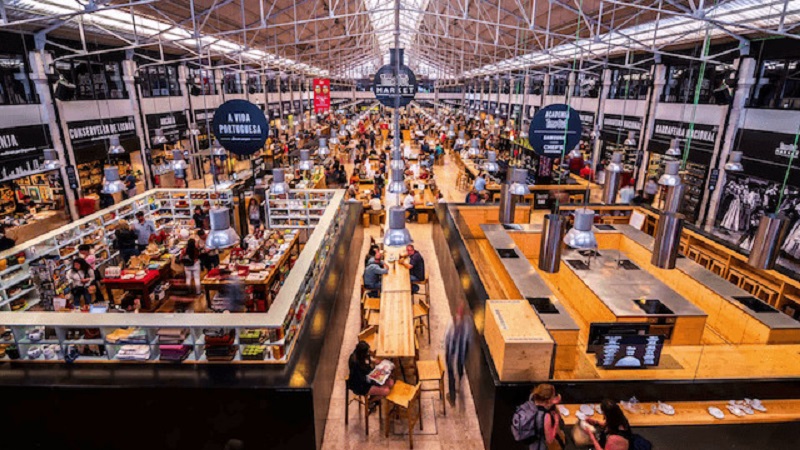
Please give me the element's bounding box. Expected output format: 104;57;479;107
313;79;330;113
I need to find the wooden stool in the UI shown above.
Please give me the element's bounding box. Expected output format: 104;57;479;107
358;325;378;351
345;376;382;435
384;381;422;449
687;247;701;262
710;259;727;277
569;193;584;204
412;278;430;305
416;355;447;415
362;213;370;228
727;267;746;287
370;211;385;225
754;285;778;306
696;253;712;269
740;277;758;294
413;299;431;344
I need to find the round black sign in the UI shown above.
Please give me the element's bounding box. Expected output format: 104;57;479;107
212;100;269;156
528;104;582;157
373;64;417;108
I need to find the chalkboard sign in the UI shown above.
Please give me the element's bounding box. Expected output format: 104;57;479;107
528;104;582;157
65;165;79;190
596;334;664;368
212;100;269;156
708;168;720;192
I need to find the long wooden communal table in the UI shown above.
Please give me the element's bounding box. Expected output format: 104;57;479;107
376;261;415;362
381;261;411;293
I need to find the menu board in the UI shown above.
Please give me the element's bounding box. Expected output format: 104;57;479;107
596;334;664;369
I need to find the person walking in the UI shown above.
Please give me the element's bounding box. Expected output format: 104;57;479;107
445;303;472;406
114;219;138;263
132;211;157;254
180;238;202;295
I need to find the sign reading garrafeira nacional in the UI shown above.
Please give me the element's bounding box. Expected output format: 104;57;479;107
212;100;269;156
373;48;418;108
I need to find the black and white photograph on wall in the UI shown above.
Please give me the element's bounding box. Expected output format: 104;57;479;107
713;173;800;263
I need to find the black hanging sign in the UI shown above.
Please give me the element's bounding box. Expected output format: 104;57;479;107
373;49;418;108
0;124;52;181
481;100;489;111
67;116;140;164
65;165;79;189
577;110;596;140
527;104;582;157
145;111;189;144
602;114;643;134
212;100;270;156
734;129;800;184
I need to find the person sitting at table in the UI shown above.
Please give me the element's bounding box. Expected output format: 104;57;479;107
15;195;34;215
0;226;15;251
363;253;389;298
180;238;202;295
349;169;360;186
400;245;425;294
465;188;480;204
474;172;486;192
133;211;156;253
368;192;383;214
580;162;594;181
403;191;418;222
347;340;395;401
68;257;95;309
114;220;138;263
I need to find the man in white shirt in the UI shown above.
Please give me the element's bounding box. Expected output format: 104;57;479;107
474;173;486;192
619;184;635;204
369;193;383;211
403;191;418;222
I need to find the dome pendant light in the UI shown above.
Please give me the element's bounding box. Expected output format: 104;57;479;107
108;135;125;155
568;146;583;160
152;128;168;145
507;167;529;196
455;130;466;147
468;138;481;157
270;168;290;194
297;149;314;171
724;151;744;172
384;207;413;247
317;138;330;157
483;150;499;173
390;150;405;171
623;131;637;147
206;207;240;250
101;166;127;194
387;169;407;194
41;149;61;170
187;123;201;136
211;139;227;156
665;138;682;157
563;208;597;250
172;149;188;171
658;160;682;187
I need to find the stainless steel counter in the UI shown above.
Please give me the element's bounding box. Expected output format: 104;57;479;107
561;247;707;318
480;224;579;331
610;224;800;330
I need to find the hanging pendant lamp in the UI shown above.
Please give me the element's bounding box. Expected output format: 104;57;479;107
507;167;529;196
187;123;201;136
724;151;744;172
152;128;168;145
172;149;188;170
665;138;682;157
624;131;637;147
652;212;685;269
563;208;597;249
206;207;240;250
41;149;60;170
455;130;466;147
211;139;226;156
390;150;405;171
387;169;407;194
101;166;126;194
468;138;481;157
317;138;330;157
270;168;290;194
602;152;624;205
108;135;125;154
483;151;499;173
297;149;314;171
384;206;413;247
658;160;682;186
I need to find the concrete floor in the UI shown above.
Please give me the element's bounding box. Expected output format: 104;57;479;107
320;154;485;450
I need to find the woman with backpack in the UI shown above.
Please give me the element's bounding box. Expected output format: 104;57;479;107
586;399;633;450
512;384;563;450
181;239;202;295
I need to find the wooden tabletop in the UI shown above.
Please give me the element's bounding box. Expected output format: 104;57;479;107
561;400;800;427
385;380;419;408
382;261;411;293
202;234;298;288
376;290;415;359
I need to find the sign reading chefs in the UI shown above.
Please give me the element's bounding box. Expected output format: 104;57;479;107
211;100;269;156
527;104;582;157
373;49;417;108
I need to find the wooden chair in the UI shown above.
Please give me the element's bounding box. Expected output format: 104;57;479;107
358;325;378;351
413;299;431;344
686;247;701;262
710;259;727;277
412;277;430;305
696;253;712;269
416;355;447;415
345;375;382;435
384;381;423;449
754;285;779;306
727;267;747;288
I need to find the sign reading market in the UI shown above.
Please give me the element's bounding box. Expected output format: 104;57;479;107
373;49;418;108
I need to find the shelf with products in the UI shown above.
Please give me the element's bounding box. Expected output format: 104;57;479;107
266;189;336;229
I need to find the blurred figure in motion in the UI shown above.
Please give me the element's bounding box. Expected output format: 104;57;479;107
445;302;473;406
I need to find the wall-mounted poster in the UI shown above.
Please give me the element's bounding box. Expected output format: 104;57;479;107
313;78;330;113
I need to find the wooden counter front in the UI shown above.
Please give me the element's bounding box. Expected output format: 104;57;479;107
484;300;554;381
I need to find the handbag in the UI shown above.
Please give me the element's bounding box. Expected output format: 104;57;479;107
571;423;593;447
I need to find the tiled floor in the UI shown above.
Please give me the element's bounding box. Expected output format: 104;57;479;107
320;153;485;450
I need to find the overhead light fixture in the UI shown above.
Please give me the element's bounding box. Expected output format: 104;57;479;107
563;208;597;249
624;131;637;147
455;130;466;147
748;213;790;270
329;129;340;145
206;207;240;250
298;149;314;171
41;149;60;170
152;128;168;145
270;168;290;194
665;138;682;157
186;123;201;136
658;160;682;186
507;167;529;196
172;149;188;171
652;212;685;269
211;139;227;156
101;166;126;194
317;138;330;157
483;151;499;173
108;135;125;154
468;138;481;157
390;150;405;171
384;207;413;247
724;151;744;172
387;169;407;194
447;124;456;138
568;146;583;159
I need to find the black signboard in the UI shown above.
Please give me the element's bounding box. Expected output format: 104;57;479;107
212;100;269;156
281;101;292;114
596;334;665;368
649;119;717;160
528;104;582;157
489;101;498;113
511;104;522;119
293;100;301;113
65;165;79;189
373;49;417;108
734;129;800;184
499;103;509;117
193;108;216;132
145;111;189;145
602;114;643;135
482;101;489;111
577;110;596;140
708;168;720;192
67;116;140;164
0;124;52;181
268;104;281;118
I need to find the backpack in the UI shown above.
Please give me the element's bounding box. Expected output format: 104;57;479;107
511;401;544;445
630;433;653;450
